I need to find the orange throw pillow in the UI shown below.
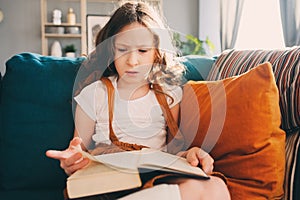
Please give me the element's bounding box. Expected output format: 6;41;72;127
180;62;285;200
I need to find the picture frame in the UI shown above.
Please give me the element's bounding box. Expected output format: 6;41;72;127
86;14;111;54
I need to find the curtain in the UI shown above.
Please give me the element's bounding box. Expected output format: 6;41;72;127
198;0;222;54
279;0;300;47
219;0;245;51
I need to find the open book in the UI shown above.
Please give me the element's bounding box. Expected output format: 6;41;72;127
67;148;209;199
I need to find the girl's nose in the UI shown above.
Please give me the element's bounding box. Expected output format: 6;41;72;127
126;50;139;67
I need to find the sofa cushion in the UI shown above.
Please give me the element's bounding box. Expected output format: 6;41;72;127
0;73;2;101
179;55;216;81
285;131;300;200
207;47;300;135
180;62;285;199
0;189;64;200
295;135;300;200
0;53;84;191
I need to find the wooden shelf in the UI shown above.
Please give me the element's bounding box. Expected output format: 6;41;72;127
44;23;82;27
41;0;162;56
41;0;87;56
45;33;82;38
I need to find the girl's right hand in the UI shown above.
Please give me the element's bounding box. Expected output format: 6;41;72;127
46;137;90;176
177;147;214;174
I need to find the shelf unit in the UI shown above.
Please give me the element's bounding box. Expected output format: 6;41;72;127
41;0;86;56
41;0;162;56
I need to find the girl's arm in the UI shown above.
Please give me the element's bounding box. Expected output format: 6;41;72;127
74;105;95;151
46;105;95;175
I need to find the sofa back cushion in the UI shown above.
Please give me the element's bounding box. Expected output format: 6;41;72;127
0;53;84;190
207;47;299;134
179;55;216;81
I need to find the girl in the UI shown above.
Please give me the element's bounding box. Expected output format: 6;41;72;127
46;1;230;200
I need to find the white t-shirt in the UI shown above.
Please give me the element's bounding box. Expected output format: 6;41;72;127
74;76;182;151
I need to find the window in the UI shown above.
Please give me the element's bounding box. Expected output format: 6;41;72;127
234;0;285;49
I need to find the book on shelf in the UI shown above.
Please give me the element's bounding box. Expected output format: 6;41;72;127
67;148;209;199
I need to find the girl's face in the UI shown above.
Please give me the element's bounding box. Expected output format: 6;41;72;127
114;22;156;85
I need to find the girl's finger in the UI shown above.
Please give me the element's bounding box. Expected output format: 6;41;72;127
69;137;82;149
186;150;199;167
197;149;214;174
64;158;90;175
201;160;214;174
196;148;209;159
63;152;84;167
46;150;68;160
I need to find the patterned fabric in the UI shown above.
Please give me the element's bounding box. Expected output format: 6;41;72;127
207;47;300;135
284;131;300;200
207;47;300;200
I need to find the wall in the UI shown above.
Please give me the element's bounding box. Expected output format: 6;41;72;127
0;0;41;76
198;0;221;54
163;0;198;36
0;0;198;76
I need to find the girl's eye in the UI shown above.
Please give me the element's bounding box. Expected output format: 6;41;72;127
138;49;149;53
117;48;127;52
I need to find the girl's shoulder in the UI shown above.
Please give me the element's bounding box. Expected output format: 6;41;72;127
162;84;182;95
80;80;105;94
161;84;183;107
79;76;117;94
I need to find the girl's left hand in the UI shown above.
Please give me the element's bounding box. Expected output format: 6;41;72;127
177;147;214;174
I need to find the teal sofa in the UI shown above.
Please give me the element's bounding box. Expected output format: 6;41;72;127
0;49;299;200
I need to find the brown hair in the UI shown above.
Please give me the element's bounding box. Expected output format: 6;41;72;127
74;1;184;96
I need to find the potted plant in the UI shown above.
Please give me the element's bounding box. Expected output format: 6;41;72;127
63;44;77;58
173;32;215;56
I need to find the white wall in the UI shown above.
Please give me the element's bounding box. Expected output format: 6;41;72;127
0;0;199;76
163;0;198;36
0;0;41;76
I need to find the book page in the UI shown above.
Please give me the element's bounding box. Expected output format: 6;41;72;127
138;149;208;178
76;148;208;178
75;147;142;171
93;150;142;170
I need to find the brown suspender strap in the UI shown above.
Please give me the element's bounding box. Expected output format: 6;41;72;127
100;77;118;143
100;77;184;154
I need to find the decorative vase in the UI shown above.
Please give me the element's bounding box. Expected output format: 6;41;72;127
67;8;76;25
51;41;62;57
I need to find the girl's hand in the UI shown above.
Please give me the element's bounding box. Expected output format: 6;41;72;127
46;137;90;176
177;147;214;174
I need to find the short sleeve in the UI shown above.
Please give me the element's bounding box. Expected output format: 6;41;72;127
164;85;183;108
74;81;103;121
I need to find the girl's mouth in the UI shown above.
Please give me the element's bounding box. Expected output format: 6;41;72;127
126;71;138;76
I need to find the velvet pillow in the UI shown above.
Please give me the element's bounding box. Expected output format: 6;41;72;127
180;62;285;200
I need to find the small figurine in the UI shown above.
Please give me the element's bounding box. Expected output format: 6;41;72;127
53;9;62;25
